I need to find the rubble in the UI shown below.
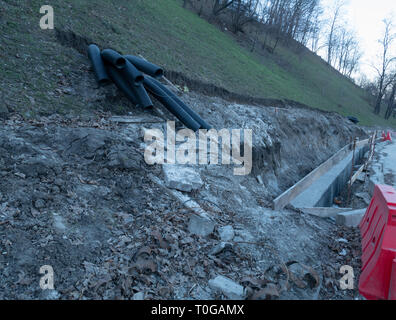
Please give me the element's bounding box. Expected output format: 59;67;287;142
355;192;371;206
209;242;233;255
218;225;235;241
0;93;368;300
208;275;246;300
163;165;203;193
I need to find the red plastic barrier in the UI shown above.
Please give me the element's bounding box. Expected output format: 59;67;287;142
359;185;396;300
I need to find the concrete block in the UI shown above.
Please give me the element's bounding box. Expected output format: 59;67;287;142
218;225;235;241
188;214;214;237
300;207;353;218
163;165;203;192
209;276;246;300
336;209;366;227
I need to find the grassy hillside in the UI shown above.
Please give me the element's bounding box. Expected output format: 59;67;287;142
1;0;395;127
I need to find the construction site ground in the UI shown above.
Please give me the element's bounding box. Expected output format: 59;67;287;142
0;81;380;300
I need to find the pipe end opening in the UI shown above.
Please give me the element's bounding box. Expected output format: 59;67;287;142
115;58;126;69
155;70;164;78
135;75;144;85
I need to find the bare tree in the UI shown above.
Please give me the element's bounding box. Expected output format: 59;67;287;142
258;0;322;52
372;18;396;115
331;26;362;77
212;0;235;16
230;0;259;33
326;0;346;65
385;80;396;119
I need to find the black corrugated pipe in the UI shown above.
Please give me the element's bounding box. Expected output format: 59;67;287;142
101;49;126;69
106;65;138;105
125;55;164;79
149;77;212;130
132;84;154;109
121;60;144;86
106;65;153;109
143;77;200;131
87;44;110;85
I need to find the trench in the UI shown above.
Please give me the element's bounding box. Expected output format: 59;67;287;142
275;142;370;210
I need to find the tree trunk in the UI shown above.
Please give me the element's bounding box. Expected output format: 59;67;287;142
385;83;396;119
374;95;383;115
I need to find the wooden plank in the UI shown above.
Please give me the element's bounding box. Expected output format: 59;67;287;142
300;207;353;218
349;164;365;186
273;139;370;211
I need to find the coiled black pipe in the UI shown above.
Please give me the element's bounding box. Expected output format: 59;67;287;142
149;77;211;130
125;55;164;78
87;44;110;85
143;77;200;131
122;60;144;86
101;49;126;69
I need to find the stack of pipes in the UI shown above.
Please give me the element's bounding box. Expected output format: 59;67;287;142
87;45;211;131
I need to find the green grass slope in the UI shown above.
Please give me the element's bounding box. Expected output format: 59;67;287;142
1;0;394;127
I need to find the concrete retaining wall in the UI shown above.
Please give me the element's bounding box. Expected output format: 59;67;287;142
291;145;369;208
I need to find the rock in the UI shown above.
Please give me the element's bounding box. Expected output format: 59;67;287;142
18;158;54;178
336;209;366;227
53;214;67;233
132;292;145;300
106;148;141;170
62;88;73;94
218;225;235;241
41;290;61;300
63;129;106;158
34;199;46;209
209;275;246;300
357;173;366;182
50;185;60;194
163;165;203;192
355;192;371;206
188;214;214;237
210;242;233;255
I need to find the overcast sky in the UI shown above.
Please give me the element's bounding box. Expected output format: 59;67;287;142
319;0;396;80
